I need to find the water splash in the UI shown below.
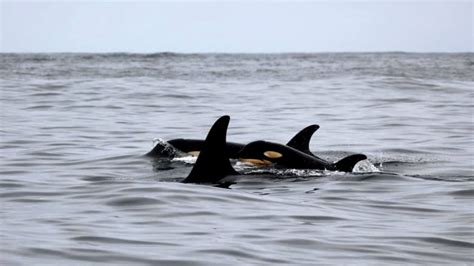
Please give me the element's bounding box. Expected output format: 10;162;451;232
150;138;176;157
172;155;197;164
353;159;381;173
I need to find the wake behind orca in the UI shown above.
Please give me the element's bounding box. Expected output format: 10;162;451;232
178;116;367;184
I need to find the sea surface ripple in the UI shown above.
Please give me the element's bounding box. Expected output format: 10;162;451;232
1;53;473;265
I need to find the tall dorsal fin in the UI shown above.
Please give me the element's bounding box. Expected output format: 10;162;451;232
286;124;319;156
183;116;238;184
334;154;367;172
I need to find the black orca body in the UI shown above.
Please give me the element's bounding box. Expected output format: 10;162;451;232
238;140;367;172
146;124;319;158
286;124;319;156
168;139;245;158
145;138;243;158
183;116;239;184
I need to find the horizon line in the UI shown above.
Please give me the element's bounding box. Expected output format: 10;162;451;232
1;51;473;54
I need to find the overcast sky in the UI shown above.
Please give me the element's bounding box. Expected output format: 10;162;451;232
1;1;472;53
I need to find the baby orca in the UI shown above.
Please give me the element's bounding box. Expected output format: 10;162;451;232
239;140;367;172
183;115;239;184
146;124;320;158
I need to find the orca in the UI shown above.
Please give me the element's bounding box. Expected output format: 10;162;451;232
146;124;320;158
183;115;239;184
176;116;366;184
238;140;366;172
168;139;244;158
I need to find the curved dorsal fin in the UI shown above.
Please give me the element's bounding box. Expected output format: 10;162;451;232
286;124;319;156
183;116;238;184
334;154;367;172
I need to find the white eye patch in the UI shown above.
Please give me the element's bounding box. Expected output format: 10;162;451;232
263;151;283;159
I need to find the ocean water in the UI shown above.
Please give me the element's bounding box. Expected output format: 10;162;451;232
0;53;473;265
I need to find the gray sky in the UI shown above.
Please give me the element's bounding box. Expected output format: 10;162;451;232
1;1;472;53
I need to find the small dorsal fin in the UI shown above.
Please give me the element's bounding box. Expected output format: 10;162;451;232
334;154;367;172
183;116;238;184
286;124;319;156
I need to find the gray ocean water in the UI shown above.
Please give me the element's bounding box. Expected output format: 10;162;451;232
1;53;473;265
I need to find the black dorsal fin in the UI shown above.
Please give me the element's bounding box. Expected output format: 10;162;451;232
286;124;319;156
183;116;238;184
334;154;367;172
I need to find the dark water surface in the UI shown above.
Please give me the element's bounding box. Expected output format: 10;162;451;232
1;53;473;265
